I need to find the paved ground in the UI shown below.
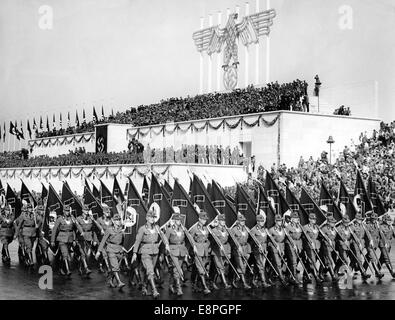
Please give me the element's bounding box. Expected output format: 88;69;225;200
1;242;395;300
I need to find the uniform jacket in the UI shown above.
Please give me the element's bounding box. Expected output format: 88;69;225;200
189;222;210;256
350;222;365;249
249;224;267;253
268;225;285;252
302;223;320;250
319;225;337;249
98;226;124;253
336;224;352;250
16;211;37;237
51;216;83;244
379;223;393;249
0;213;15;237
211;225;231;256
76;216;94;241
165;225;188;257
364;222;380;248
285;222;303;251
133;224;160;255
230;223;251;256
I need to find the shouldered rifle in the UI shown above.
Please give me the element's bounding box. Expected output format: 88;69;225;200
283;228;311;279
227;226;254;274
207;226;240;279
180;223;209;278
155;224;184;282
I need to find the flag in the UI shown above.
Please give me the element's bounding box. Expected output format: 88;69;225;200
124;177;148;252
338;179;357;220
142;176;149;203
210;180;238;228
101;105;105;120
62;181;83;217
43;184;63;242
3;122;5;142
92;183;100;200
59;113;63;129
164;180;173;199
112;176;125;215
20;180;37;207
367;177;386;216
286;186;309;226
52;114;56;130
76;110;80;127
33;118;37;131
161;181;172;203
46;116;50;132
148;174;173;227
354;169;373;216
300;187;326;226
9;121;16;136
19;120;24;140
67;112;70;128
256;184;277;229
235;183;257;229
0;180;4;195
100;180;115;212
93;106;98;123
39;116;43;130
319;180;343;222
171;179;199;229
190;174;217;223
264;171;292;217
83;185;103;219
41;183;48;201
27;120;32;139
84;179;91;193
6;184;22;218
83;109;86;125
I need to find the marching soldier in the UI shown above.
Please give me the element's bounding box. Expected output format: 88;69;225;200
189;211;211;295
284;212;303;284
268;214;287;284
230;213;251;289
378;214;395;278
15;203;37;267
334;215;352;275
0;205;15;265
96;213;126;288
302;213;324;283
75;205;95;276
131;208;161;298
165;213;188;296
96;204;112;272
364;212;384;279
319;215;338;281
51;205;84;276
35;204;50;265
210;214;231;289
249;213;270;288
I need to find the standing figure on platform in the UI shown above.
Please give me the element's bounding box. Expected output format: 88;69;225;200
0;206;15;266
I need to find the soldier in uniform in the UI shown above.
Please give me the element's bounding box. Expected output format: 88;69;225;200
349;213;371;280
165;213;188;296
249;213;270;288
0;205;15;265
51;205;84;276
268;214;286;284
284;212;303;284
35;204;50;265
96;204;113;272
378;214;395;278
302;213;324;283
96;213;126;288
334;215;353;275
230;213;251;289
131;208;160;299
210;214;231;290
189;211;211;295
319;216;338;281
15;203;37;267
75;205;94;276
363;212;384;279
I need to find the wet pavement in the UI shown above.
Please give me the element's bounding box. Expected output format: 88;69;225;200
1;242;395;300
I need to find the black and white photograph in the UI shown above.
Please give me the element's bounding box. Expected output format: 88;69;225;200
0;0;395;308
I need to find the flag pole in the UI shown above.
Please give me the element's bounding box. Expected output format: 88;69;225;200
266;0;270;84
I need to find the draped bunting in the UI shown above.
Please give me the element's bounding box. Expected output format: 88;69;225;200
127;114;280;140
28;132;95;148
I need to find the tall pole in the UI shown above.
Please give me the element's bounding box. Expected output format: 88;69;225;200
8;124;11;152
255;0;260;85
244;2;250;88
235;5;240;89
216;11;222;92
266;0;270;84
199;17;204;94
207;14;213;93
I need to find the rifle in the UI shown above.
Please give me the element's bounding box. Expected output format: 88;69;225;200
155;224;185;282
207;226;240;279
227;225;254;274
283;228;311;280
247;228;280;278
180;223;209;278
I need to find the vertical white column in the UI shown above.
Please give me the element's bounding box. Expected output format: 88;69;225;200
207;14;213;93
216;11;222;92
266;0;270;84
199;17;204;94
244;2;250;88
255;0;260;85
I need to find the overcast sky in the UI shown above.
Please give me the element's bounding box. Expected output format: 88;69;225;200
0;0;394;135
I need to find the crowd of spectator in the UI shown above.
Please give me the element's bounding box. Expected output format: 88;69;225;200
333;105;351;116
32;80;309;139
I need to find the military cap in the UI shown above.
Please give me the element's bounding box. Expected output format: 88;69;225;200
146;210;156;218
217;214;226;221
355;213;363;220
342;215;350;223
63;205;71;212
308;213;316;220
291;212;299;219
113;214;121;221
327;216;336;223
237;213;246;221
82;204;89;211
383;214;392;222
256;214;266;222
369;212;378;219
275;214;282;222
26;203;33;210
172;213;181;220
198;211;209;220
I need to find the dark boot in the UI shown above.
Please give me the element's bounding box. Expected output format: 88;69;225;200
220;271;231;290
175;278;183;296
240;274;251;290
82;258;92;275
328;266;338;282
149;277;160;299
373;263;384;279
211;274;219;290
169;276;176;294
260;270;271;288
64;259;72;276
200;275;211;295
386;263;395;279
114;271;125;289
